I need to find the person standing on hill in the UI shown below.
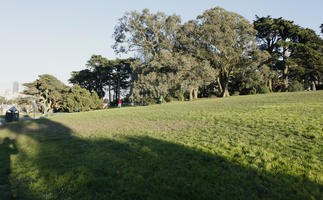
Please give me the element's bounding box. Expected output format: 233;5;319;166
118;98;122;108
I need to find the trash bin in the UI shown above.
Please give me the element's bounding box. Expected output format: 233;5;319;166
5;106;19;122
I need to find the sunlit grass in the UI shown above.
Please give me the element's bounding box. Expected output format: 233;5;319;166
0;91;322;199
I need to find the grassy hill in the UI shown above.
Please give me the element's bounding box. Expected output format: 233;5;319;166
0;91;322;200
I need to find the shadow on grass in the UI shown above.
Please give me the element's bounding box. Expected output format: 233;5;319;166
0;137;18;199
0;118;322;199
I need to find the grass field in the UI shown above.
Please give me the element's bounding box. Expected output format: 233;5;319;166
0;91;322;200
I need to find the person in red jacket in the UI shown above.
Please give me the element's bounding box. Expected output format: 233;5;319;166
118;98;122;108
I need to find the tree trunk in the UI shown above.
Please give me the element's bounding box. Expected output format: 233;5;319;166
312;81;316;91
193;88;198;100
220;74;230;97
268;79;273;92
189;88;194;101
283;65;289;91
222;84;230;97
108;82;111;104
217;77;223;94
283;47;289;91
117;77;120;100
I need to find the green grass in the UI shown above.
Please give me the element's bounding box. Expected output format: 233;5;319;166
0;91;322;200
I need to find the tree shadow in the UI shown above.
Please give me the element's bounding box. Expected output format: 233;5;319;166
0;118;322;199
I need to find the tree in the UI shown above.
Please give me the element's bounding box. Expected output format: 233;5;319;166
182;7;262;97
0;96;6;104
254;16;301;91
113;8;181;60
70;55;133;103
113;9;184;103
129;52;215;102
231;50;272;94
23;74;68;114
290;28;323;90
70;55;110;99
62;85;102;112
70;69;95;95
109;59;132;102
17;96;34;114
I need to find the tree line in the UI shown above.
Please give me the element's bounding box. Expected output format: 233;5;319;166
22;7;323;112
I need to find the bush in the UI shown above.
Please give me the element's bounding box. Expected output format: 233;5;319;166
258;86;271;94
142;97;157;105
90;92;103;110
174;91;185;101
63;85;102;112
164;95;177;102
288;81;304;92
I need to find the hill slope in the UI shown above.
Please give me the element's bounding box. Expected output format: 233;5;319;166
1;91;322;199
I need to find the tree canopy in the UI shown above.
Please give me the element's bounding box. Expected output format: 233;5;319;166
67;7;323;106
23;74;101;114
70;55;132;103
254;16;323;91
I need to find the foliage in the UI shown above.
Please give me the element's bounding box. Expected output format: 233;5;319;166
17;97;34;114
288;80;304;92
254;16;323;91
113;8;181;58
179;7;268;97
0;96;6;104
70;55;132;102
22;74;69;114
111;7;323;102
114;9;217;102
258;85;271;94
23;75;102;114
290;28;323;89
233;64;273;95
130;52;216;103
63;85;102;112
0;91;322;199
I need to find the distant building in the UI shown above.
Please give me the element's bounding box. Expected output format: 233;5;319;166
13;81;19;94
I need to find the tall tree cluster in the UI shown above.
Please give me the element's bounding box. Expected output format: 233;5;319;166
112;7;272;102
69;55;132;104
254;16;323;91
70;7;322;104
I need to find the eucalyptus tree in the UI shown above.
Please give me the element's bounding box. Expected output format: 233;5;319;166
131;52;215;101
113;8;181;60
113;9;183;102
180;7;262;97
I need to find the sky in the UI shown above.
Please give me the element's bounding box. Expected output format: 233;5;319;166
0;0;322;91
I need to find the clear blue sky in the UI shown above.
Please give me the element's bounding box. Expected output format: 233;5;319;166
0;0;322;91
